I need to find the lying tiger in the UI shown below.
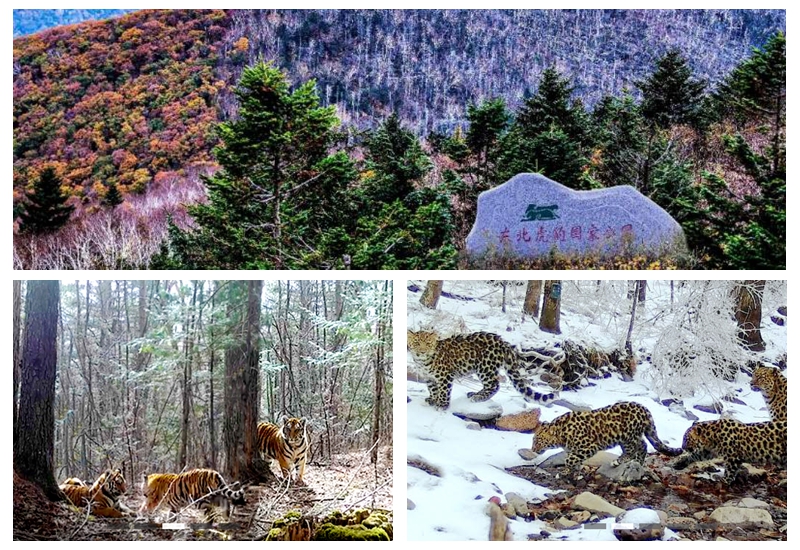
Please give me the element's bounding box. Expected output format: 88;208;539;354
140;468;245;522
59;467;132;518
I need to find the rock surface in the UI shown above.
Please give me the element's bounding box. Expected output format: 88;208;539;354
572;491;625;516
466;173;686;259
709;506;774;527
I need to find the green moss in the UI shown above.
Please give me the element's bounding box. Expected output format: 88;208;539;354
266;508;393;541
313;524;390;541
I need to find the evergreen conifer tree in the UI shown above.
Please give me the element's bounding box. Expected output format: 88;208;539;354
498;67;589;189
353;114;456;269
465;98;510;186
103;182;123;208
163;62;356;269
364;113;432;203
638;49;706;129
19;167;74;233
715;32;785;176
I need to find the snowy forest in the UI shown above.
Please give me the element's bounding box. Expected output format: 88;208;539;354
12;9;785;270
13;280;393;541
407;280;786;541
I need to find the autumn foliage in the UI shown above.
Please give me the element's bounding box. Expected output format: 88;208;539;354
13;10;230;207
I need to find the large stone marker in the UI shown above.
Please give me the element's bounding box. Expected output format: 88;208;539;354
465;173;686;259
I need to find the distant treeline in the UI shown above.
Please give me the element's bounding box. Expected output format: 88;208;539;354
13;9;133;37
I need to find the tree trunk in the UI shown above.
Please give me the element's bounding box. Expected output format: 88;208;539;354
637;280;646;303
371;281;389;464
734;281;766;351
178;282;199;469
15;281;63;501
224;280;263;482
523;281;542;317
420;280;443;309
13;280;22;450
209;282;219;470
625;281;641;356
539;281;562;334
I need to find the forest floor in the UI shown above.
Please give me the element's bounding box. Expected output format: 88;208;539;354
13;446;393;541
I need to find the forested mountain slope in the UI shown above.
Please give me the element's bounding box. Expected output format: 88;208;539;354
222;10;784;132
12;9;785;270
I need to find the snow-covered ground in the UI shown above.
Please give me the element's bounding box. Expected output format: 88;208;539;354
405;280;787;541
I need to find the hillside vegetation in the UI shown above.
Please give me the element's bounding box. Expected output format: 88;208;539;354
12;9;785;270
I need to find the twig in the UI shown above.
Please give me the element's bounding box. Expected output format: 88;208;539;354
251;474;294;533
67;500;94;541
308;438;380;518
340;477;393;513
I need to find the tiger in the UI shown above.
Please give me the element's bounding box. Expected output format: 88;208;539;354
61;477;87;486
140;468;245;522
257;416;309;484
60;467;131;518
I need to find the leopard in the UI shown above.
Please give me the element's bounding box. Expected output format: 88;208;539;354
407;329;556;409
531;402;682;475
672;418;787;484
750;364;787;421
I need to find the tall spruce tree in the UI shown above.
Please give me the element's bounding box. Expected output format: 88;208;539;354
465;98;510;186
668;34;786;269
103;182;123;208
498;67;590;189
591;91;648;189
364;112;432;203
162;62;356;269
19;166;74;233
638;49;706;129
352;114;456;269
715;32;785;177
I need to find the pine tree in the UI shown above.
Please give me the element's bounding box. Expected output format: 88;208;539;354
19;167;74;233
590;91;648;189
353;114;456;269
675;34;786;270
465;98;510;186
364;112;432;203
638;49;706;129
163;62;356;269
516;68;586;139
498;67;589;189
715;32;785;177
103;182;123;208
